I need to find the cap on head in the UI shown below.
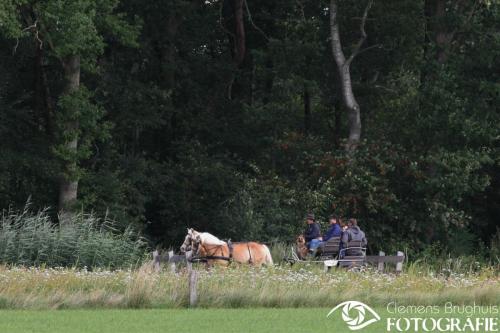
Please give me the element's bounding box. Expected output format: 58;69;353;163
306;213;315;221
329;214;338;221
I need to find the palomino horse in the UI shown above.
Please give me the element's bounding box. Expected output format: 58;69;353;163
180;228;273;266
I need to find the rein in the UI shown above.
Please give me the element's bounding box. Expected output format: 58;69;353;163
189;255;231;262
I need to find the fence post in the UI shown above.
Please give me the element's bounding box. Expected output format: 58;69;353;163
168;250;176;273
378;251;385;273
186;250;193;272
396;251;404;274
153;250;161;272
185;250;197;306
189;268;198;306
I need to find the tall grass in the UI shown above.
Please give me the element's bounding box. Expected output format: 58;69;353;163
0;206;146;268
269;241;290;263
0;264;497;309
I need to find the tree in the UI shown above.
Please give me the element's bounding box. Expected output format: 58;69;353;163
1;0;498;255
1;0;139;217
329;0;373;151
424;0;479;64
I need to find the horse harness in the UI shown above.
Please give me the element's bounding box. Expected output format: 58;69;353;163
228;240;254;265
190;239;253;264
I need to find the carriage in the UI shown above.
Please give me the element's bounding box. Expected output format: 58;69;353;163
286;236;405;273
153;229;405;273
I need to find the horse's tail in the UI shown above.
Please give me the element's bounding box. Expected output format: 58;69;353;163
263;244;274;265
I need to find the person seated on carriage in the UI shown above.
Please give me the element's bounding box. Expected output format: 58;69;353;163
322;214;342;242
304;213;322;253
341;218;367;256
317;214;343;253
319;214;342;252
340;220;348;232
339;219;348;250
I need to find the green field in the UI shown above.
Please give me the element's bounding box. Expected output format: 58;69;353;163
1;264;498;310
0;307;498;333
1;264;498;332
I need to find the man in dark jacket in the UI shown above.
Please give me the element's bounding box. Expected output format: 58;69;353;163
304;213;321;251
323;214;342;242
342;218;367;255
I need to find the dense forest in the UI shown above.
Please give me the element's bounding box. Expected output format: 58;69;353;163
0;0;498;257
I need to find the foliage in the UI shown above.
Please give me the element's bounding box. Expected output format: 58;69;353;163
54;86;111;180
0;1;27;38
0;206;146;268
0;0;498;257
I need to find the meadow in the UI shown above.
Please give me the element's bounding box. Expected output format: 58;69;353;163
0;209;498;313
0;307;497;333
0;262;498;310
0;308;389;333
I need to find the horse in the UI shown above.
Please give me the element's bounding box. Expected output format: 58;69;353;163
180;228;273;267
180;229;224;253
179;229;224;259
295;235;309;260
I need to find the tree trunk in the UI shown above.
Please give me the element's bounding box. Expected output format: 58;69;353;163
163;14;180;90
329;0;367;151
425;0;475;65
262;58;274;105
334;97;342;147
224;0;246;99
163;12;181;151
432;0;452;64
303;84;311;135
232;0;246;67
58;54;80;215
419;0;433;86
34;45;44;128
34;42;54;136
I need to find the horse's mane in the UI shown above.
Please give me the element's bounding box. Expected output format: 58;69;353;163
199;232;226;245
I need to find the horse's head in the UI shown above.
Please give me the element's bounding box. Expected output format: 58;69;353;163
180;228;193;253
180;228;202;253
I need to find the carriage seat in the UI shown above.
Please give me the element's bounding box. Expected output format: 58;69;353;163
339;240;366;267
319;236;341;259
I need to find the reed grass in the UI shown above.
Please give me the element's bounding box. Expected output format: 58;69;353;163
0;206;146;268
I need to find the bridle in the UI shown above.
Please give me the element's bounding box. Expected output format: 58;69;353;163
191;236;202;256
180;232;200;254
